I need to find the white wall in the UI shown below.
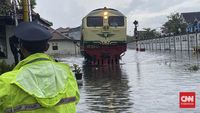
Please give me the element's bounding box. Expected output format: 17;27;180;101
138;33;200;51
46;40;80;57
181;35;188;51
189;34;196;51
175;36;181;50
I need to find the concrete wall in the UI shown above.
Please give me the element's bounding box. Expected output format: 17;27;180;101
0;25;15;65
137;33;200;51
6;25;15;64
46;40;80;57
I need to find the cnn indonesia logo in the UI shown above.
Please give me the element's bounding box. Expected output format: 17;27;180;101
179;92;196;108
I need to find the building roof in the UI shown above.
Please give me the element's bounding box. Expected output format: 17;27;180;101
0;12;52;27
181;12;200;24
69;26;81;32
31;11;53;27
69;32;81;41
49;28;72;41
68;26;81;41
56;27;70;33
56;26;81;41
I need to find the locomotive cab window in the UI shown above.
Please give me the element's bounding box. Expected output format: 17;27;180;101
0;25;7;59
108;16;124;27
87;16;103;27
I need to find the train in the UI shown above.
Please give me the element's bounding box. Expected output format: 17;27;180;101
80;7;127;65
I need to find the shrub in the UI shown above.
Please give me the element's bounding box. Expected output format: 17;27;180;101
188;65;199;71
73;64;81;74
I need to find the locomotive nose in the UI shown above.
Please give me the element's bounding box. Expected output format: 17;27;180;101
103;26;109;31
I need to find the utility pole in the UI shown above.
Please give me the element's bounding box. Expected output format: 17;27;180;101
28;0;32;21
133;20;139;51
22;0;29;22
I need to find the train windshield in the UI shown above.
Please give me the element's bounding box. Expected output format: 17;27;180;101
87;16;103;27
108;16;124;27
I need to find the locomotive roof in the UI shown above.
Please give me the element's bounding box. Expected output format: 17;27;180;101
92;8;118;12
86;7;125;17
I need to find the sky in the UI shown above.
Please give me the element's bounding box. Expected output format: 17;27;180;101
35;0;200;35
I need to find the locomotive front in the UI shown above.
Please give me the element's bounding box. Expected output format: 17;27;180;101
81;7;127;65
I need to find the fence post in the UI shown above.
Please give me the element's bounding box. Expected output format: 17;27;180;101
187;33;190;51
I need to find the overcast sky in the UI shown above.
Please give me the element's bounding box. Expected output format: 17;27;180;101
35;0;200;35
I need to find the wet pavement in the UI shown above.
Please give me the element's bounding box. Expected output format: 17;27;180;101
62;49;200;113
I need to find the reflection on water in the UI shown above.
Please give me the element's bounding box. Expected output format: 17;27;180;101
70;50;200;113
82;65;133;113
159;50;200;70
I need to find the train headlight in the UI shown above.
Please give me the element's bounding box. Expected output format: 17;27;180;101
104;16;108;19
104;12;108;16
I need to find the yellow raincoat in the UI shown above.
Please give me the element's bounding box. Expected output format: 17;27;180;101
0;53;80;113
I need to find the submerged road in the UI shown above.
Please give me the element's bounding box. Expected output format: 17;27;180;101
62;49;200;113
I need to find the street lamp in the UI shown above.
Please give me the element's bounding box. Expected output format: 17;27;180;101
133;20;138;38
133;20;139;51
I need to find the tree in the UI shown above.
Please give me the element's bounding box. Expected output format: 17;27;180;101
15;0;36;10
0;0;36;16
18;0;37;9
127;35;135;42
161;13;187;34
30;0;36;9
0;0;12;16
141;28;160;39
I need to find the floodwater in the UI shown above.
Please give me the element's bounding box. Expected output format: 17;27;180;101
62;49;200;113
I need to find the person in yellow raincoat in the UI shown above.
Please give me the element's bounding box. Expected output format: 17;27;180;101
0;22;80;113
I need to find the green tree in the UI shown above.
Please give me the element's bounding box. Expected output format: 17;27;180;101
0;0;36;16
18;0;37;9
141;28;160;39
30;0;36;9
161;13;187;34
127;35;135;42
0;0;12;16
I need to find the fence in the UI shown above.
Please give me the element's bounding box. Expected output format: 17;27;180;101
138;32;200;51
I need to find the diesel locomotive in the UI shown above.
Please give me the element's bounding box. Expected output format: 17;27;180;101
81;7;127;65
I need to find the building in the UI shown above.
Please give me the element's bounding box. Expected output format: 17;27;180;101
0;15;15;65
181;12;200;33
46;28;80;57
55;26;81;56
56;27;70;37
68;26;81;41
0;10;52;65
57;26;81;41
